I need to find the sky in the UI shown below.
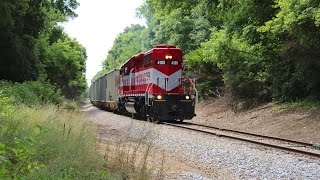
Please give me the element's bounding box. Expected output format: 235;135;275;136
63;0;146;85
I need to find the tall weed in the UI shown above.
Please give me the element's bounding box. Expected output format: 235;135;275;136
0;101;111;179
0;81;160;179
101;122;165;180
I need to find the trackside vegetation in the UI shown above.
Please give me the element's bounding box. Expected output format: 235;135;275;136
0;81;157;179
98;0;320;108
0;81;107;179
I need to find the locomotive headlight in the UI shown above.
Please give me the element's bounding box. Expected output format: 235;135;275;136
185;95;190;100
156;94;163;100
165;55;172;59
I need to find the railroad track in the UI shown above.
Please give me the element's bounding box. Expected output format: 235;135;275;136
162;122;320;158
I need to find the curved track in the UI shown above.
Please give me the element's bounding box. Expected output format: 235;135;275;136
162;122;320;159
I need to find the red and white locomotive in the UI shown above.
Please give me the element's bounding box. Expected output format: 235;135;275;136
90;45;197;122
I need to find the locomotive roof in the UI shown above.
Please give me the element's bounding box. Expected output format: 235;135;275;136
154;44;176;48
120;45;180;67
120;53;144;67
144;44;178;54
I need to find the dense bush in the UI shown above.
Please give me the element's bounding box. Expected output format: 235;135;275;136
0;80;64;106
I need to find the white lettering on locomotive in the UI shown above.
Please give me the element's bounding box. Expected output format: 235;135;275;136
120;68;181;91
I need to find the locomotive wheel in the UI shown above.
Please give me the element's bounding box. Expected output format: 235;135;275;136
139;105;147;120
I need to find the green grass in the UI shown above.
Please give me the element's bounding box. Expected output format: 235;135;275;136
62;100;79;111
0;98;158;179
0;104;112;179
0;81;158;179
272;98;320;111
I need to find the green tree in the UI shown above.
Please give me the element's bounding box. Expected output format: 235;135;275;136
259;0;320;100
138;0;203;52
100;24;150;74
0;0;46;81
0;0;88;100
45;37;87;99
96;0;320;104
0;0;79;82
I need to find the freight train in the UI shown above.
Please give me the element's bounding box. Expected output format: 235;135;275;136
89;45;197;123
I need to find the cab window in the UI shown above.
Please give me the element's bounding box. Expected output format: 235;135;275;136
143;54;152;67
124;66;130;75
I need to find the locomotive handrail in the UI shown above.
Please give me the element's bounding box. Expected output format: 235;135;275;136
189;78;198;104
145;83;154;105
178;77;191;94
153;77;198;97
145;76;197;103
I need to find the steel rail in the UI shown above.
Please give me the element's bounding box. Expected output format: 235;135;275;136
162;122;320;159
185;122;313;147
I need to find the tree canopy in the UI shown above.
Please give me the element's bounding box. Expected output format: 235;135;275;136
96;0;320;105
0;0;87;100
93;24;150;81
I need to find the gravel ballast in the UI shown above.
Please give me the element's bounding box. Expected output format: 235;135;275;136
84;104;320;179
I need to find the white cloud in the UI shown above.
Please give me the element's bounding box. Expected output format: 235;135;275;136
63;0;146;85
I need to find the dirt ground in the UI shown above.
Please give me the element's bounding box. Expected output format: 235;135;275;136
191;96;320;144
